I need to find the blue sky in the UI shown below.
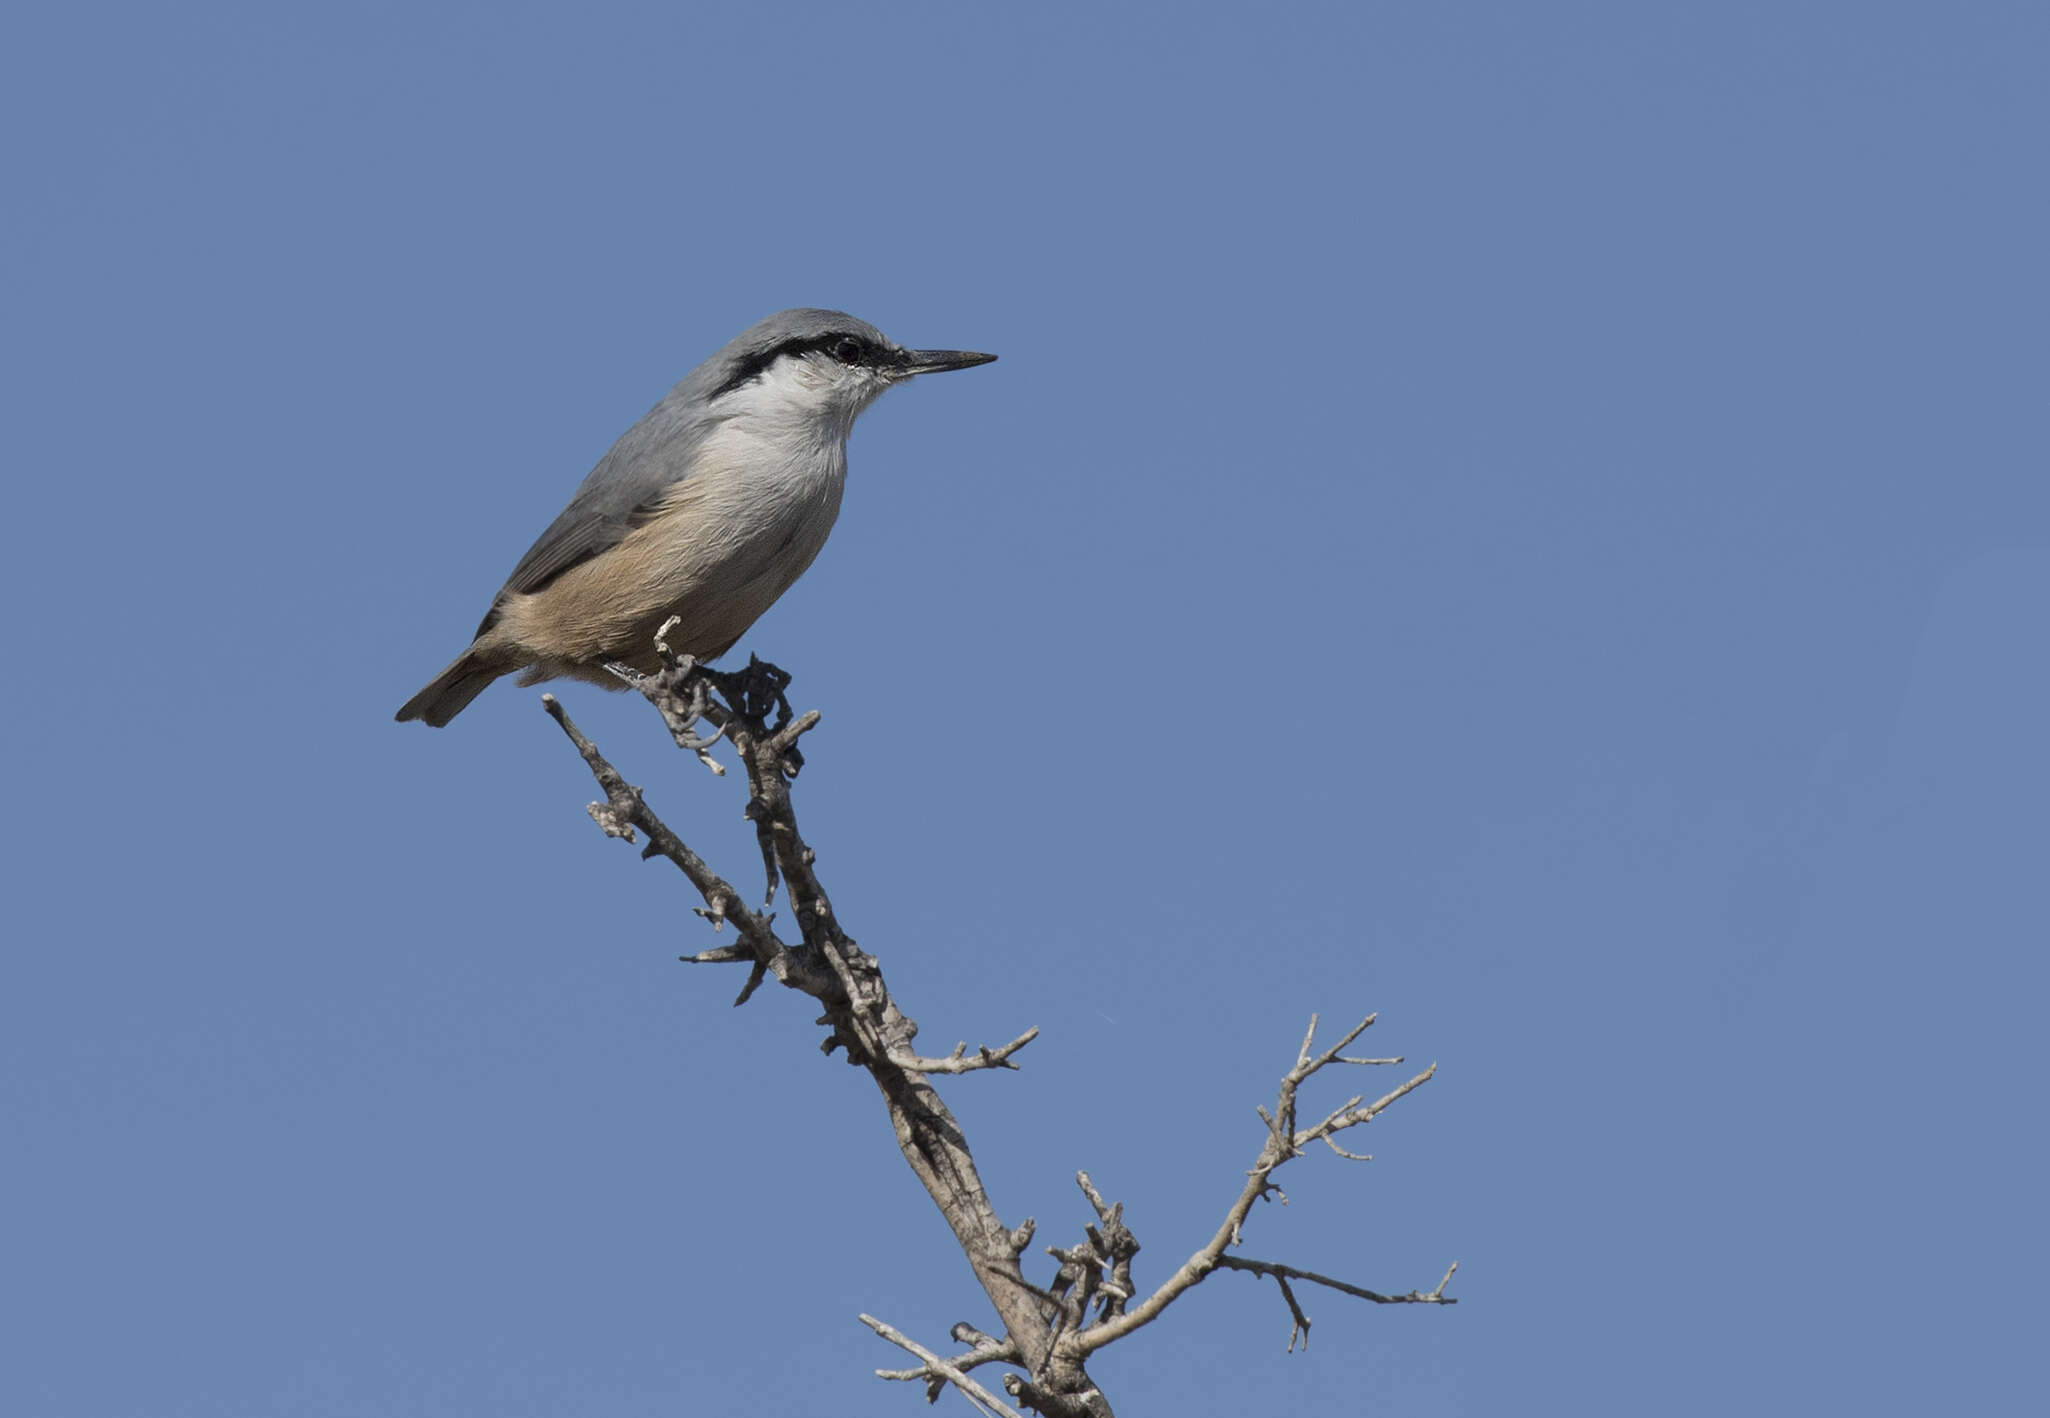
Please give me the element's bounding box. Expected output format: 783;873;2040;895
4;2;2046;1413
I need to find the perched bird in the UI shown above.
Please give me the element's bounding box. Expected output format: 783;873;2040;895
396;309;996;726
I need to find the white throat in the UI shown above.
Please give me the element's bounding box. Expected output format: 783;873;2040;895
722;352;893;451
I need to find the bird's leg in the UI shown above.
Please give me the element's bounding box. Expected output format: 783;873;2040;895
602;660;648;688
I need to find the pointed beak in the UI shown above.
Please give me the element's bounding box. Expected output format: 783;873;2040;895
896;348;998;378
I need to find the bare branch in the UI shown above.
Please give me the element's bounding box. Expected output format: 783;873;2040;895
548;647;1453;1413
861;1315;1024;1418
1215;1254;1460;1308
543;696;757;936
1273;1273;1311;1352
1072;1035;1440;1357
1294;1013;1320;1068
884;1027;1041;1075
770;707;821;757
681;942;752;965
549;662;1074;1402
1066;1172;1140;1325
1294;1064;1438;1151
876;1334;1020;1386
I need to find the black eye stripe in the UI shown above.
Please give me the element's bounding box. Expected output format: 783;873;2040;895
708;332;884;399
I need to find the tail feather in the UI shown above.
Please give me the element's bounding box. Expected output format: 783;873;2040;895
396;650;512;727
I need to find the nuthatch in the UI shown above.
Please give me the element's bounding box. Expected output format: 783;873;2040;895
397;309;995;726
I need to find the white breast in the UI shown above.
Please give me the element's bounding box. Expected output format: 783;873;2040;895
635;376;855;653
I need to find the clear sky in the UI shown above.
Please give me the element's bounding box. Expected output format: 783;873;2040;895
4;2;2045;1413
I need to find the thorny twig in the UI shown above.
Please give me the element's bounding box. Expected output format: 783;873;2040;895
546;649;1454;1416
546;655;1087;1407
1067;1013;1452;1358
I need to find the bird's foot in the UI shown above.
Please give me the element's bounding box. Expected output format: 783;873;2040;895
701;657;803;777
700;655;796;733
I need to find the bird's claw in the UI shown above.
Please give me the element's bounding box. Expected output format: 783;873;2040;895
701;656;797;733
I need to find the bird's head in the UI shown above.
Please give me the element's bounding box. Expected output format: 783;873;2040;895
701;308;996;435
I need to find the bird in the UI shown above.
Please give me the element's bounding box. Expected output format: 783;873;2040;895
396;309;996;726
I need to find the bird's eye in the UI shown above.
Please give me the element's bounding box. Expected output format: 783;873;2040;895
832;337;865;364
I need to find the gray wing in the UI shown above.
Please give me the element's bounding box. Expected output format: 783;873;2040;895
478;387;718;634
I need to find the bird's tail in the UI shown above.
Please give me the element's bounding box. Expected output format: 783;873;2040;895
395;649;513;727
